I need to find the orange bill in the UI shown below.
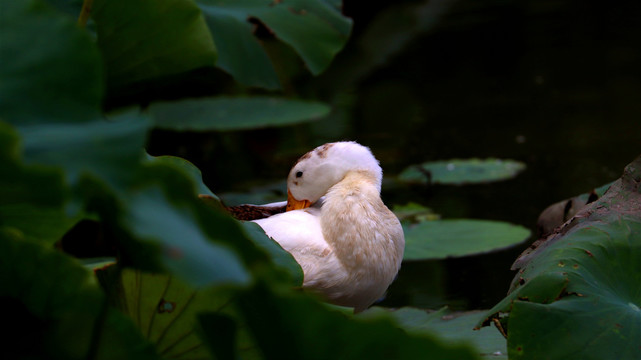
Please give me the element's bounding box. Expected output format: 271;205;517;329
286;190;312;211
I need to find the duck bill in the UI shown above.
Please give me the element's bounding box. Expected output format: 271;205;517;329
286;190;312;211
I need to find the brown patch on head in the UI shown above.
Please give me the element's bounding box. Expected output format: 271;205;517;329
315;143;334;158
295;151;312;165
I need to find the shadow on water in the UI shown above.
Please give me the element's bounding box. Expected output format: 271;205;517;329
147;0;641;311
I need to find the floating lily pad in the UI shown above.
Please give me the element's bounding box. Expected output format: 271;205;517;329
479;155;641;360
150;97;330;131
399;159;526;185
403;219;531;260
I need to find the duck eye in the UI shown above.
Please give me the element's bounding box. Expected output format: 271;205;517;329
295;171;303;178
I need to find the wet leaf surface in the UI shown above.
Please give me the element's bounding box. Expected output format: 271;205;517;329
403;219;531;260
399;159;526;185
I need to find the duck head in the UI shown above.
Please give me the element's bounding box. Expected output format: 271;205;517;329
286;141;383;211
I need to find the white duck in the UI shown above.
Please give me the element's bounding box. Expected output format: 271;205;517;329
252;141;404;312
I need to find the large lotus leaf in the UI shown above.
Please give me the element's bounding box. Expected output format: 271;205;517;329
0;231;158;359
122;186;250;287
399;159;526;185
91;0;217;91
0;1;102;124
225;280;480;360
97;267;239;359
196;0;353;88
479;155;641;360
0;123;76;244
19;112;150;188
145;156;301;283
150;96;330;131
403;219;531;260
360;307;507;359
146;155;218;200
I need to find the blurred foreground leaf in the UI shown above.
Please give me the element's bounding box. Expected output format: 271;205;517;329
92;0;217;90
0;0;102;124
150;97;330;131
361;307;507;359
196;0;353;88
399;159;526;185
479;155;641;360
233;281;481;359
0;123;73;244
403;219;530;260
0;232;158;359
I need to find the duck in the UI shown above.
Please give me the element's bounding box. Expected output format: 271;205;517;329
245;141;405;313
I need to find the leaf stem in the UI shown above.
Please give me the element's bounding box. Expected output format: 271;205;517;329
78;0;94;27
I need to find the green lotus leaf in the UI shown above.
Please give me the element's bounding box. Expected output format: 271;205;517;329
479;155;641;360
146;155;219;200
91;0;217;91
0;232;158;359
0;122;75;244
361;307;507;359
0;0;102;125
150;97;330;131
122;186;251;287
97;267;237;359
19;112;150;187
196;0;353;88
231;281;480;360
399;159;526;185
403;219;531;260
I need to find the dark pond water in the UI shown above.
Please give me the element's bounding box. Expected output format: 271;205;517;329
148;0;641;311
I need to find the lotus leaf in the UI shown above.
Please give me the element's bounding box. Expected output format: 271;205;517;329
0;232;158;359
150;97;330;131
403;219;531;260
399;158;526;185
478;155;641;360
360;307;507;359
91;0;217;90
196;0;353;88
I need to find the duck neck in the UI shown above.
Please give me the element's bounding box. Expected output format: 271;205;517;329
319;170;386;270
